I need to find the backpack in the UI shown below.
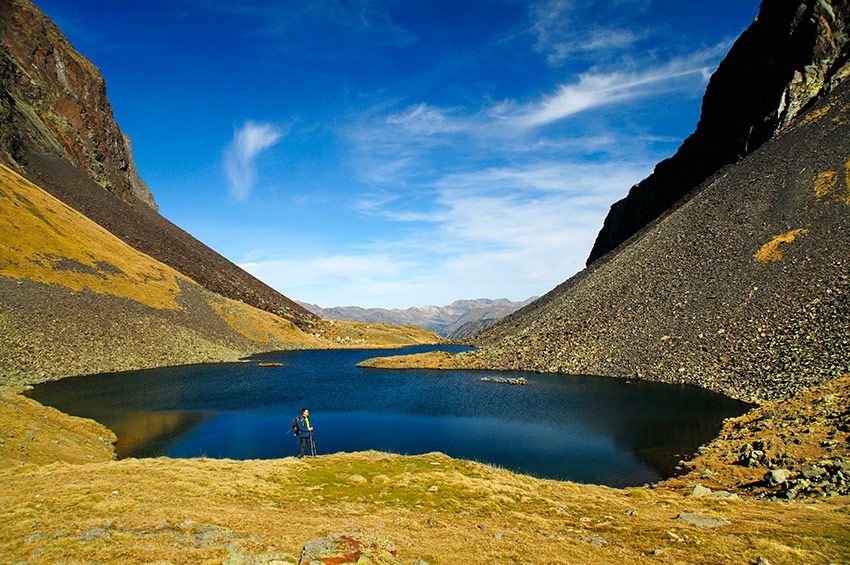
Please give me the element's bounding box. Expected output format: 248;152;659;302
291;418;301;436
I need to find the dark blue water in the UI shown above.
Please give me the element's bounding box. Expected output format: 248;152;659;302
27;345;749;486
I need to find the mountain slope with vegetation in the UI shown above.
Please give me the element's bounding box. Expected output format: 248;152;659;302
0;0;316;325
0;163;442;385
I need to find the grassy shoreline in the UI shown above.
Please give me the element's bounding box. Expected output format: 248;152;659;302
2;374;848;563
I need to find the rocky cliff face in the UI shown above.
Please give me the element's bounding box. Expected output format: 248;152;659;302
0;0;157;210
588;0;850;265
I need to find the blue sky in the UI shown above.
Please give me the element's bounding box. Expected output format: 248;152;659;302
36;0;761;308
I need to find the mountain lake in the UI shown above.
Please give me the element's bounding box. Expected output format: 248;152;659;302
27;345;749;487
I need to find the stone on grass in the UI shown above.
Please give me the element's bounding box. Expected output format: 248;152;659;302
765;468;792;486
691;484;712;497
299;532;397;565
676;513;730;528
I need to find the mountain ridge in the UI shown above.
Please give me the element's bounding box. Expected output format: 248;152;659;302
298;297;536;338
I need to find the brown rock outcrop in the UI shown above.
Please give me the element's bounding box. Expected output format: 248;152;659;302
0;0;156;209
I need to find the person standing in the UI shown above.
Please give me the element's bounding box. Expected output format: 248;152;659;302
295;408;316;458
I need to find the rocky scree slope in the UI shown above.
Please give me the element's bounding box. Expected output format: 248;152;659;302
0;0;315;326
588;0;850;264
471;81;850;402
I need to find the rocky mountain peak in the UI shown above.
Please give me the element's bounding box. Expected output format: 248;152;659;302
0;0;158;210
587;0;850;265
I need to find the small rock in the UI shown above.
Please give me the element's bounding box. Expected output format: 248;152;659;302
652;548;666;556
555;507;568;515
425;517;437;527
78;527;111;542
346;474;367;485
756;557;771;565
494;532;503;540
580;535;608;548
25;534;46;543
427;485;439;492
676;513;730;528
624;508;637;516
765;468;792;486
691;484;712;497
299;532;398;564
477;524;487;531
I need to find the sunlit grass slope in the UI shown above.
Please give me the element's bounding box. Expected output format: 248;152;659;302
0;164;443;384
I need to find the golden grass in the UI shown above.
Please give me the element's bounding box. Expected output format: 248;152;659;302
754;228;808;265
796;102;834;127
1;382;848;563
814;170;839;199
207;294;325;347
0;386;114;468
0;163;445;356
0;163;184;309
314;320;449;348
358;350;482;369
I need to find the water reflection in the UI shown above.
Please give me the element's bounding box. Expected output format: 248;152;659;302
27;345;749;486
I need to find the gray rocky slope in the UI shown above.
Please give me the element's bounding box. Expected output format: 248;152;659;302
588;0;850;265
472;80;850;403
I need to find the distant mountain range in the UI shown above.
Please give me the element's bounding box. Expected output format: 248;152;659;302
298;298;537;339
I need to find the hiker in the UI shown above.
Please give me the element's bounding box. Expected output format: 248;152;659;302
294;408;316;458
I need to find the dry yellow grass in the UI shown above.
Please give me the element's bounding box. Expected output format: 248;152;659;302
1;382;848;563
207;294;325;347
0;163;185;310
0;386;114;467
0;163;445;362
358;350;482;369
754;228;808;265
814;170;839;199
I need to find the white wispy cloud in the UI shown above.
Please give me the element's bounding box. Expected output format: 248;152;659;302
223;121;283;201
528;0;650;65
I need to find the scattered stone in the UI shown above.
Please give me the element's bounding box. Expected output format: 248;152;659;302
346;474;367;485
699;468;716;480
756;558;771;565
494;532;503;540
624;508;637;516
425;517;437;527
427;485;439;492
765;468;792;486
299;532;398;565
555;507;568;515
691;484;712;497
479;377;527;385
25;534;46;543
676;513;730;528
477;524;487;531
652;548;666;556
78;527;112;542
580;535;608;548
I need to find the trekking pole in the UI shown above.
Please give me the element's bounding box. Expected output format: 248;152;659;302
309;430;317;456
